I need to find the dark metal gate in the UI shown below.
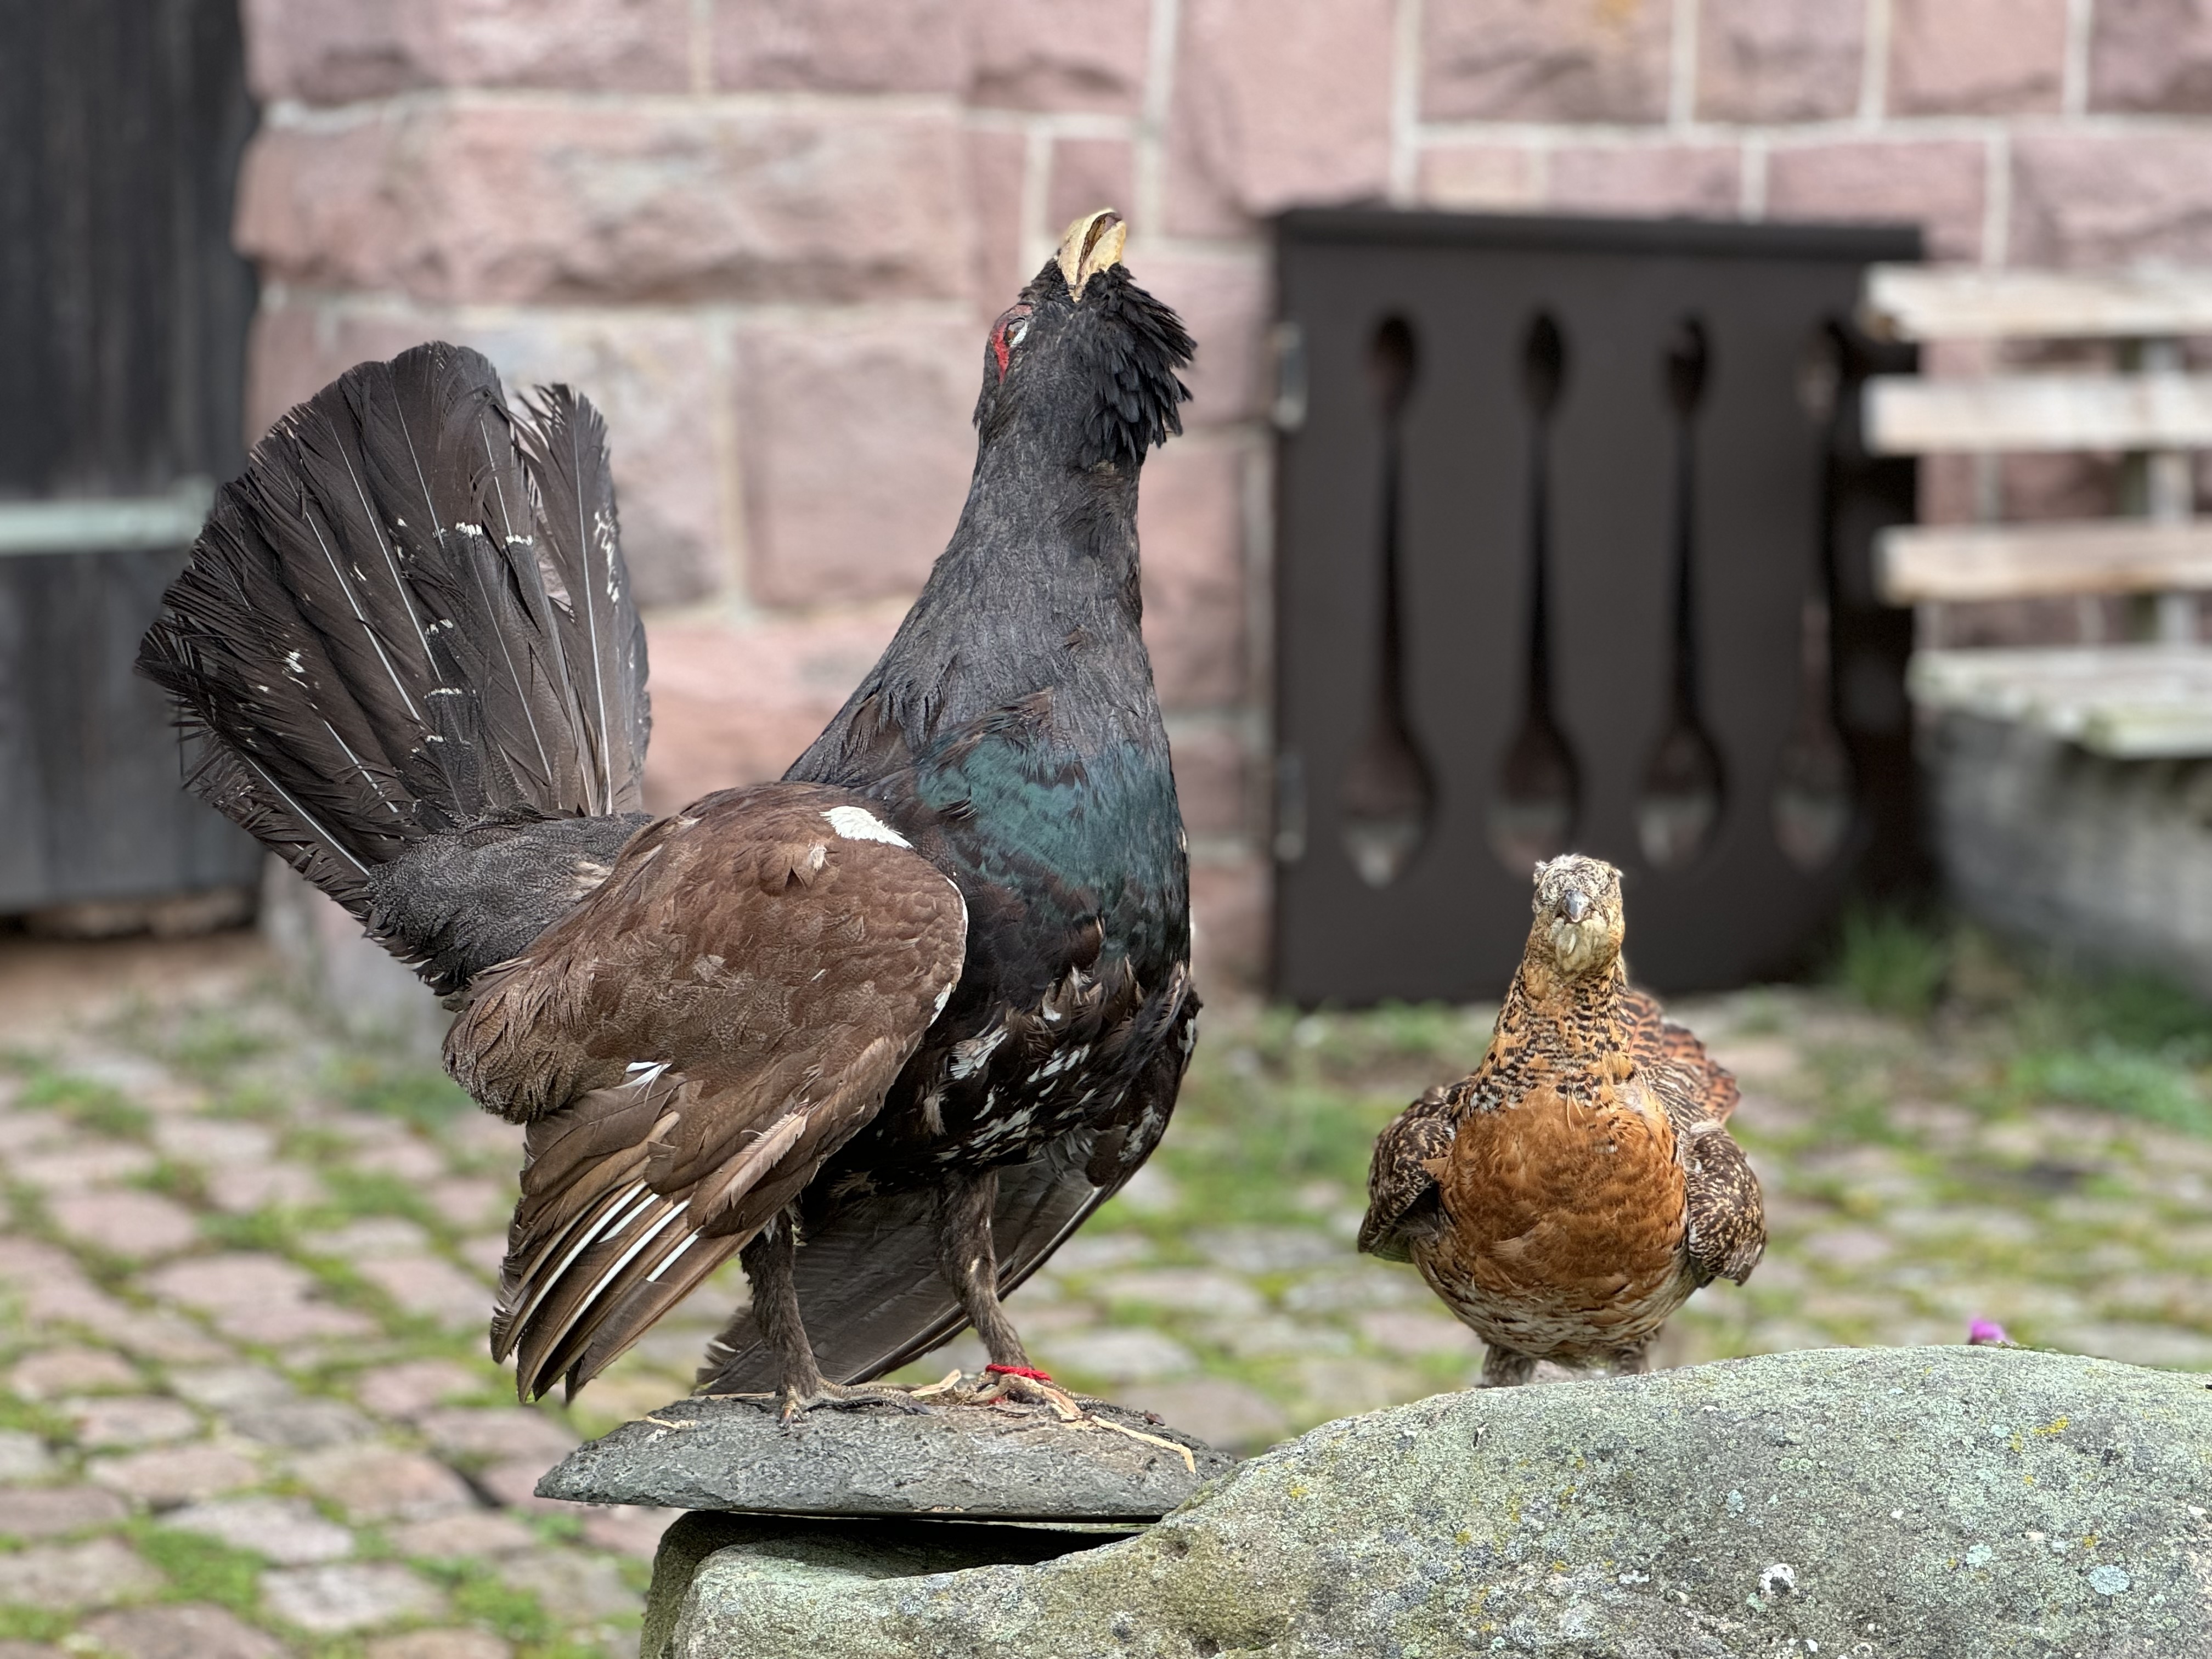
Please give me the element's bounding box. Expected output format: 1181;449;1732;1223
0;0;262;915
1272;210;1922;1002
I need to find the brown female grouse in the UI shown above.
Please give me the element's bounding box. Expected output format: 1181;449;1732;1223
1359;855;1764;1385
137;211;1197;1414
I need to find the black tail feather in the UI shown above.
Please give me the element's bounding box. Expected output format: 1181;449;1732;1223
138;342;651;933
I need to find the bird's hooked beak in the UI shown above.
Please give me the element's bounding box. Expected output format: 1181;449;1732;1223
1057;208;1127;301
1560;890;1592;924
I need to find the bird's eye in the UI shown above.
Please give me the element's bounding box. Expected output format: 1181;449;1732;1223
989;304;1034;381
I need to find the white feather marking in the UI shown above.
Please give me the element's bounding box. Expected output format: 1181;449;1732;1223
645;1229;702;1283
949;1025;1007;1080
822;805;911;847
503;1182;645;1334
555;1201;687;1345
932;983;953;1019
625;1061;672;1088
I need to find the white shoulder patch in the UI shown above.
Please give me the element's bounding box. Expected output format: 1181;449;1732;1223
822;804;911;848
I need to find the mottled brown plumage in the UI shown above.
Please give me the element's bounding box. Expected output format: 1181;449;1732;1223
444;783;967;1396
1359;854;1764;1385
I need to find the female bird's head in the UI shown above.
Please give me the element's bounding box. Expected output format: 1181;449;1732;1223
974;210;1193;473
1529;854;1626;979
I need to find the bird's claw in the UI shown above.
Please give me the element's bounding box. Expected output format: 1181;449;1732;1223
775;1380;934;1422
972;1364;1085;1421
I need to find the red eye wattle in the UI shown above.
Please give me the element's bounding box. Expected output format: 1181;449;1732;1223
989;304;1032;381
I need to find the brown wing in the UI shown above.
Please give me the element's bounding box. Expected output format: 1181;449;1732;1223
1620;984;1740;1127
445;782;966;1401
1357;1083;1460;1263
1679;1120;1766;1285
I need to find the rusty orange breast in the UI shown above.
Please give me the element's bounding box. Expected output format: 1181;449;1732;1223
1424;1076;1689;1357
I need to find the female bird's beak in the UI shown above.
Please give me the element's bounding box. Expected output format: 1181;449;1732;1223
1058;209;1127;301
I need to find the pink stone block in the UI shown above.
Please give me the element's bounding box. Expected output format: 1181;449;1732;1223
83;1607;287;1659
1191;854;1266;992
640;607;904;811
1889;0;2066;115
292;1445;478;1522
425;0;693;92
578;1504;676;1557
89;1444;262;1505
438;312;734;609
1137;438;1248;712
736;315;978;607
242;0;692;100
1167;0;1393;236
62;1396;202;1449
1047;138;1136;240
357;1257;492;1329
237;104;969;306
1167;721;1249;839
1417;145;1544;212
2010;132;2212;267
415;1407;578;1463
716;0;968;91
387;1509;539;1558
45;1190;200;1261
969;0;1152;112
475;1456;568;1513
1134;249;1268;429
1765;139;1987;263
2090;0;2212;112
1548;144;1741;218
240;0;426;103
3;1486;133;1540
7;1347;142;1400
1424;0;1674;122
356;1358;485;1421
368;1632;512;1659
246;302;730;608
968;126;1033;306
1697;0;1863;122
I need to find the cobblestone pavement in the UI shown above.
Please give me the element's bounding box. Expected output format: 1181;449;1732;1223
6;928;2212;1654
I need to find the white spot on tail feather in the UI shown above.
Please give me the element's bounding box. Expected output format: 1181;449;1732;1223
822;805;910;848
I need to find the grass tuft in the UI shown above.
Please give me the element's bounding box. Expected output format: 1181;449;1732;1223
1829;906;1951;1019
133;1525;266;1615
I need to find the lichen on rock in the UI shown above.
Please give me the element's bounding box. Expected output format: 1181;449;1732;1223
651;1346;2212;1657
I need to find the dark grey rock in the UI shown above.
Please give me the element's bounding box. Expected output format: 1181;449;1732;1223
535;1393;1231;1520
653;1347;2212;1658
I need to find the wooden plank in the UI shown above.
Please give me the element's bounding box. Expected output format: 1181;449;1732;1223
1877;519;2212;602
1864;264;2212;341
1911;644;2212;758
1865;371;2212;454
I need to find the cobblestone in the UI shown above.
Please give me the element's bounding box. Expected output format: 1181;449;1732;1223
10;931;2212;1647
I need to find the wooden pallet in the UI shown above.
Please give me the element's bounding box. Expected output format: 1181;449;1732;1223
1860;264;2212;756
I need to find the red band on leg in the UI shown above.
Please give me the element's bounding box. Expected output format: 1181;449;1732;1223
983;1364;1054;1381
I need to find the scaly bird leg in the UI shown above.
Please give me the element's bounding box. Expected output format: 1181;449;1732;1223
738;1218;923;1421
1479;1345;1538;1388
936;1170;1081;1417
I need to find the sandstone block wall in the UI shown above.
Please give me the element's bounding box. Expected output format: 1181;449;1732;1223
233;0;2212;989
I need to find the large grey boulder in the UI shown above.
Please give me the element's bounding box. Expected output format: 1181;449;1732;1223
650;1346;2212;1657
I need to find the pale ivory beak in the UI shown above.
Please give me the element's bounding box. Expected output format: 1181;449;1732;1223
1057;209;1127;301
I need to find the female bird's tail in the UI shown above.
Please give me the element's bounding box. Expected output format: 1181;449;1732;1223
137;343;650;986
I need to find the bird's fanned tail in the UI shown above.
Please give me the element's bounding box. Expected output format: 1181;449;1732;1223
137;343;650;963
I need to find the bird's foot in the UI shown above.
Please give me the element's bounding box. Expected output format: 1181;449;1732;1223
775;1379;933;1423
972;1363;1086;1421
